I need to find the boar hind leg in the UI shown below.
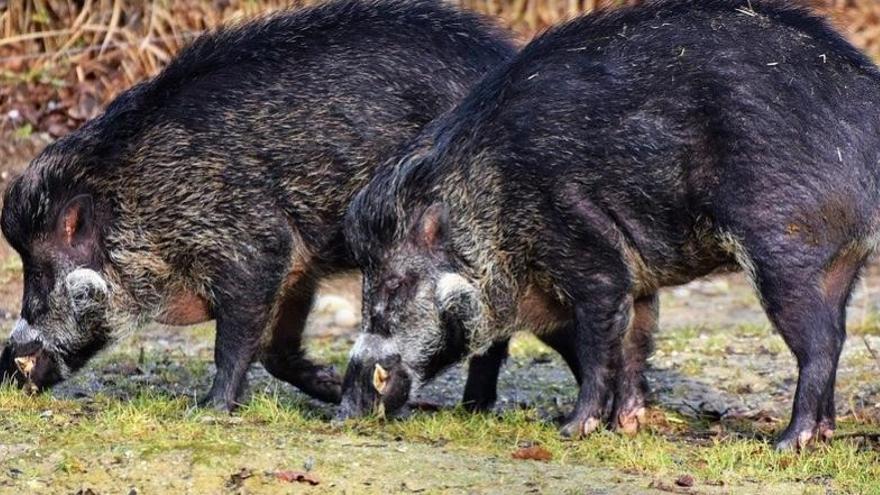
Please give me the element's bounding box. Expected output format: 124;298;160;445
816;247;867;442
260;279;342;404
743;240;861;450
462;339;509;412
612;293;658;435
201;241;291;411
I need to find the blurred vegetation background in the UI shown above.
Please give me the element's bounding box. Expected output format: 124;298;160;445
0;0;879;140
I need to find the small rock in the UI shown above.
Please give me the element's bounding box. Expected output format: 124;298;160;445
333;308;358;327
675;474;695;487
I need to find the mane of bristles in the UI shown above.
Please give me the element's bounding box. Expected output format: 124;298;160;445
76;0;512;161
145;0;511;108
4;0;513;254
343;61;508;266
522;0;878;76
343;0;880;270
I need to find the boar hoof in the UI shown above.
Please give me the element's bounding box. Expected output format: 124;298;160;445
560;415;601;439
615;406;646;435
197;393;238;413
817;419;834;442
462;397;495;413
309;379;343;405
774;428;815;451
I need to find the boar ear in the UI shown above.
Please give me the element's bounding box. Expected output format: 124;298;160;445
55;195;96;250
418;203;448;249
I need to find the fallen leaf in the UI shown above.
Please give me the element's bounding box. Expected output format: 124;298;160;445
511;445;552;461
275;470;320;485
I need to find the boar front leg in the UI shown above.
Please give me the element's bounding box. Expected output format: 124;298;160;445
462;328;585;413
550;196;634;438
462;339;509;412
260;277;342;404
559;283;632;439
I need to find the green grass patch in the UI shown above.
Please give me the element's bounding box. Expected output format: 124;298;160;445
849;310;880;336
0;254;23;283
0;385;878;493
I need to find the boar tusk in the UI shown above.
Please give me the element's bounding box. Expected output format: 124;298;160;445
372;363;389;395
14;355;36;377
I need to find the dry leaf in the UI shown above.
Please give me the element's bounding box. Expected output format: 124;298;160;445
275;470;320;485
511;445;552;461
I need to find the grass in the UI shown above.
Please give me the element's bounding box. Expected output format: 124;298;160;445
850;310;880;337
4;318;880;495
0;255;22;284
1;383;878;493
0;264;878;491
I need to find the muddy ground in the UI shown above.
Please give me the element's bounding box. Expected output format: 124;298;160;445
0;139;878;494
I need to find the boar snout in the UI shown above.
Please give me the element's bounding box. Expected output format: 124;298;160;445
0;343;23;386
338;338;412;420
2;321;41;387
3;333;63;392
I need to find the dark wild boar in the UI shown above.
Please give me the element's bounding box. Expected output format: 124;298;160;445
0;0;516;410
340;0;880;450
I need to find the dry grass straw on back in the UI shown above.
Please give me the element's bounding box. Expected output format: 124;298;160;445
0;0;878;138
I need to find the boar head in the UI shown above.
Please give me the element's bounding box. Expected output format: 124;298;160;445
338;203;484;419
1;167;115;391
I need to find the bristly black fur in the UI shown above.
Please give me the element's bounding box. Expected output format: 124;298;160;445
0;0;514;410
344;0;880;448
4;0;513;254
346;0;880;266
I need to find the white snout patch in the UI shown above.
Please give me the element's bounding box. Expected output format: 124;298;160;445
350;333;399;360
10;318;38;343
65;268;110;318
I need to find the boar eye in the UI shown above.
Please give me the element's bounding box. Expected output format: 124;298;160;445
385;277;402;291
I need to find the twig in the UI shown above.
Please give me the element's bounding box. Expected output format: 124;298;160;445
0;31;203;64
0;29;74;47
100;0;123;55
863;336;880;370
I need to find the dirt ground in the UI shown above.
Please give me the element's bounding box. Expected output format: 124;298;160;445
0;139;879;493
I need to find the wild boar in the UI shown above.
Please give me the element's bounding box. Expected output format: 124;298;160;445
339;0;879;450
0;0;515;410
